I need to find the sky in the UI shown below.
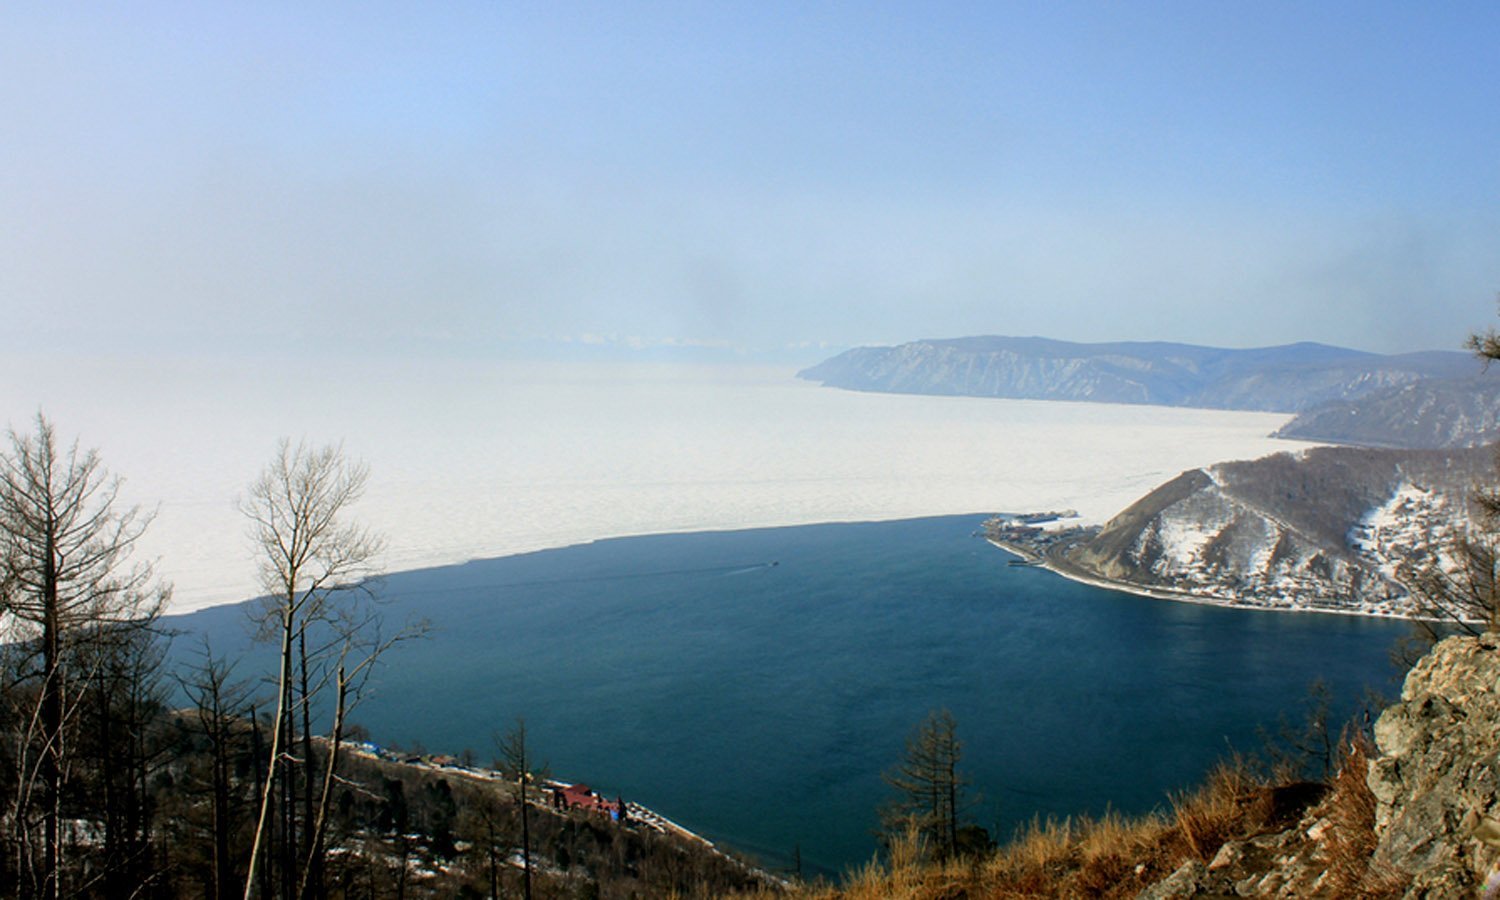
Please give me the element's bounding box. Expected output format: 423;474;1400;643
4;2;1499;360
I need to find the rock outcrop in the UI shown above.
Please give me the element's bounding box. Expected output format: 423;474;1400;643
1368;632;1500;894
1139;633;1500;898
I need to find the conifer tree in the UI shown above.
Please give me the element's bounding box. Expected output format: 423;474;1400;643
0;413;167;899
881;708;968;859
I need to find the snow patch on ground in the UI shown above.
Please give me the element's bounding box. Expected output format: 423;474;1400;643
1120;484;1416;615
1152;496;1234;566
1349;482;1466;585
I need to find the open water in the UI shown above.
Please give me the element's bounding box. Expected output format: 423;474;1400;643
166;514;1410;877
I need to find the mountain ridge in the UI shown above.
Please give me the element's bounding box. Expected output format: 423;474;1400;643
1273;374;1500;448
798;336;1475;415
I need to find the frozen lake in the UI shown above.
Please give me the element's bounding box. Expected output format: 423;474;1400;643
1;354;1310;613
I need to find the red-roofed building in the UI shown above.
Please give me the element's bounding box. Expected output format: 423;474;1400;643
549;783;624;820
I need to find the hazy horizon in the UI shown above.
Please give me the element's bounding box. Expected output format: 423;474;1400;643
5;3;1499;362
6;3;1499;610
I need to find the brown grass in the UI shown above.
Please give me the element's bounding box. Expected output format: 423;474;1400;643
1316;733;1410;899
775;754;1337;900
1168;759;1261;861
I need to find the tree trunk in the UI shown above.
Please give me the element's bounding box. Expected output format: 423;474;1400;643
41;535;61;900
212;691;234;900
299;630;319;900
945;756;957;856
249;705;273;900
298;667;346;900
520;772;532;900
486;819;498;900
242;607;294;900
280;660;296;900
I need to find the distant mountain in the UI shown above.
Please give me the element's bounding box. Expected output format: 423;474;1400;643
1272;374;1500;448
1058;446;1494;614
797;336;1475;413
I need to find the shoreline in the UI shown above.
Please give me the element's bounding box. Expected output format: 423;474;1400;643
166;511;1419;881
983;537;1420;623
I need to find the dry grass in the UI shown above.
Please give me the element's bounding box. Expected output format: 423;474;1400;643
1168;759;1262;861
778;754;1334;900
786;827;968;900
1316;733;1411;899
628;734;1418;900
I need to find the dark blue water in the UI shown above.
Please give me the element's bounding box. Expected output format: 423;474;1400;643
165;515;1409;876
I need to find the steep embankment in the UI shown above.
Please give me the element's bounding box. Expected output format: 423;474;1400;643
798;337;1472;413
328;745;779;896
1059;446;1493;615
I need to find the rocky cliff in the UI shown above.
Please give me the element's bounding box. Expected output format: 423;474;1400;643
798;336;1473;413
1141;634;1500;898
1368;633;1500;894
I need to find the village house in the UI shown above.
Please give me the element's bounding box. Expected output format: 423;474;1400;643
549;783;626;821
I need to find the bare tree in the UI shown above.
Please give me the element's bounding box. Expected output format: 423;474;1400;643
298;612;418;900
0;413;167;900
239;440;383;900
81;622;176;899
455;789;509;900
1406;316;1500;635
1405;528;1500;636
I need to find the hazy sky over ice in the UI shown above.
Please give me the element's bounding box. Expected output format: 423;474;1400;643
5;2;1499;358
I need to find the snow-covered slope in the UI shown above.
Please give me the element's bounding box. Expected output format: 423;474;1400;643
1064;446;1494;615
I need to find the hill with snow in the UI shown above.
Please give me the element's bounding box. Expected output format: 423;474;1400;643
798;336;1474;413
1060;446;1495;615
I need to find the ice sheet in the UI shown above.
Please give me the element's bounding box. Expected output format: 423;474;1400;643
0;355;1315;612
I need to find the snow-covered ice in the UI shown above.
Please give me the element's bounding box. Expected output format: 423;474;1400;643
0;354;1315;613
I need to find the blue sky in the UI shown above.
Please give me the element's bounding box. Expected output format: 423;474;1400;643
4;2;1498;358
